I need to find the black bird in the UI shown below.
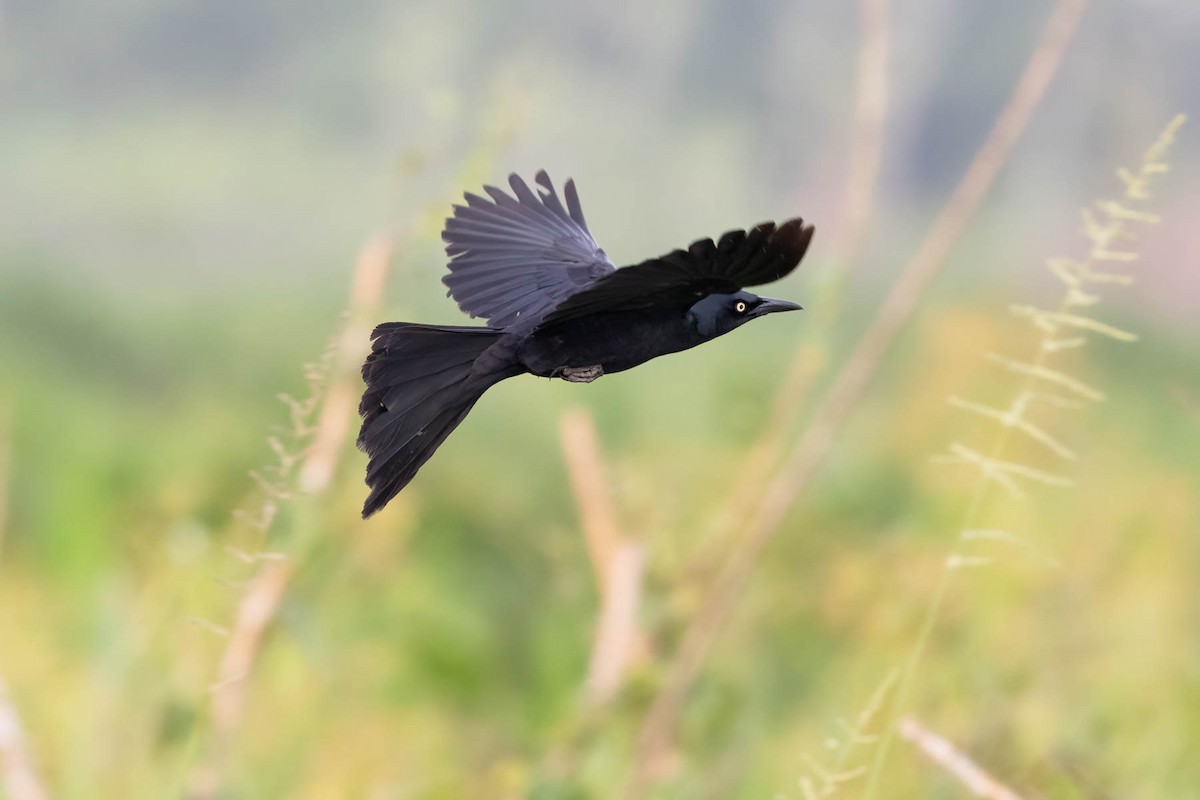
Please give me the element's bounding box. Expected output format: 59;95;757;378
357;171;814;517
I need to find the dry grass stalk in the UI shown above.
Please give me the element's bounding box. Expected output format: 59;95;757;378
559;410;623;593
209;557;295;731
857;113;1183;798
797;667;898;799
704;0;892;549
558;409;646;706
188;558;294;798
837;0;891;272
0;678;49;800
300;233;392;494
582;540;645;707
189;234;392;798
899;716;1024;800
622;0;1089;793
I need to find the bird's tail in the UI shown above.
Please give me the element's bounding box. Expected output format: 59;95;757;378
357;323;508;518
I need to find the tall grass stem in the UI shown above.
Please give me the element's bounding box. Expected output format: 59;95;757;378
623;0;1088;793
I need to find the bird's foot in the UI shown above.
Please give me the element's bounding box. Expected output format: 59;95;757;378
555;364;604;383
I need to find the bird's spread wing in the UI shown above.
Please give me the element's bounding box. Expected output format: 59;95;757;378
442;171;616;329
536;218;814;329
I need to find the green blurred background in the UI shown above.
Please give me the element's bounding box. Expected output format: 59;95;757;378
1;1;1198;797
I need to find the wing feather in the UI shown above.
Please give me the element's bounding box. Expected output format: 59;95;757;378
441;171;616;328
536;218;814;328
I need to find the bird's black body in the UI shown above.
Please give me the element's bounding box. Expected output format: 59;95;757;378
520;308;704;377
357;171;814;517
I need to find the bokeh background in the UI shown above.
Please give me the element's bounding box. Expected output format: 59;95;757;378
1;1;1198;797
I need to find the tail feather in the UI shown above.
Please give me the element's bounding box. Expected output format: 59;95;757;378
358;323;506;518
364;385;471;481
361;361;474;444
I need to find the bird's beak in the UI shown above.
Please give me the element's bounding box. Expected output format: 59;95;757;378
751;297;803;318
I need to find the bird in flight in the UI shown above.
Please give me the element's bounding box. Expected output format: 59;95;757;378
357;171;814;517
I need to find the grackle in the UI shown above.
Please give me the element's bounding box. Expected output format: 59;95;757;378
358;171;813;517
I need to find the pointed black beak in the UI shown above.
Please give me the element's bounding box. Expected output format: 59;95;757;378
751;297;803;318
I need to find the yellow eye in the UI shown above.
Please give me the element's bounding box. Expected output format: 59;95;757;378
735;301;747;313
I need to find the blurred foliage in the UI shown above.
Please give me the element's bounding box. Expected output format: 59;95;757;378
2;269;1198;796
1;1;1199;798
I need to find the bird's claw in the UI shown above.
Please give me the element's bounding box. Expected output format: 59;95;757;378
556;364;604;383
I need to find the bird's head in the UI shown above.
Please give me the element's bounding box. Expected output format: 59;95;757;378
687;290;802;340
